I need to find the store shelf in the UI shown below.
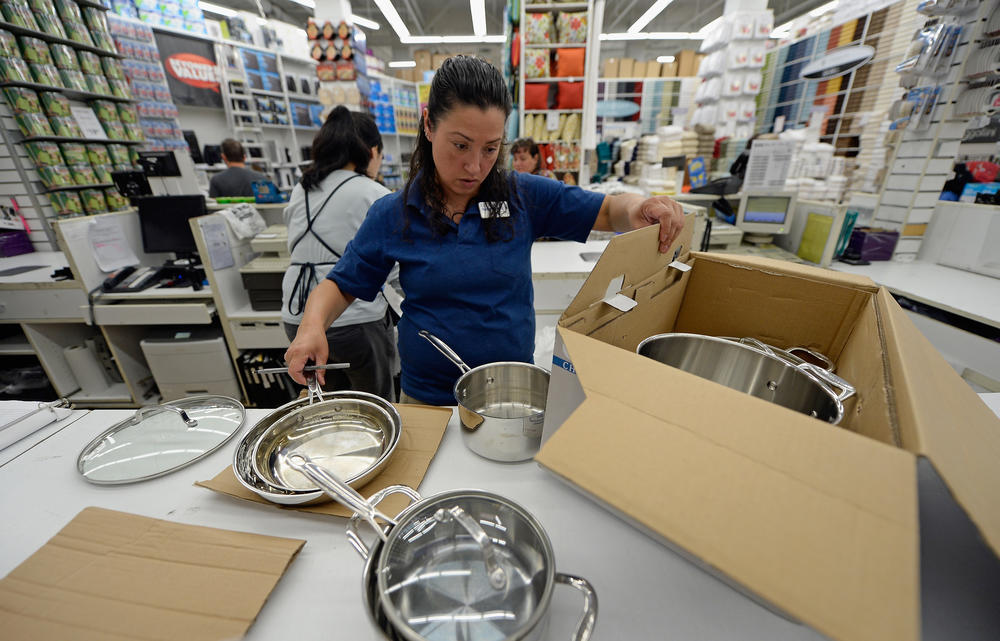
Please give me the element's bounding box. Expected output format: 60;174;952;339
21;135;144;145
45;182;114;193
0;20;121;58
75;0;111;10
524;109;583;114
250;89;285;98
0;335;33;355
287;94;320;103
523;43;588;49
0;81;134;104
525;2;588;10
525;77;586;83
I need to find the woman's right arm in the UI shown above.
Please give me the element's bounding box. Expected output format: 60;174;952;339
284;278;356;384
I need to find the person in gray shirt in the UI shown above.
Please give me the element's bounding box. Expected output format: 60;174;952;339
208;139;268;198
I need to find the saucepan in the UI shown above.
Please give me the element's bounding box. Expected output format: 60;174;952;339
233;389;401;505
282;455;598;641
636;333;856;424
419;330;549;462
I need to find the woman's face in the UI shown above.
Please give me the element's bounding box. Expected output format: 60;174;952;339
425;104;506;206
511;149;538;173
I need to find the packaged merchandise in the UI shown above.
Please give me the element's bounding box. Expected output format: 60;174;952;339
104;187;128;210
24;141;64;165
0;1;39;30
49;115;83;138
108;78;132;99
112;162;132;173
83;6;110;32
40;91;71;117
58;68;88;91
107;144;130;165
54;0;83;22
63;21;95;47
69;163;97;185
91;100;118;122
0;56;32;83
36;164;73;188
28;0;58;13
29;63;63;87
77;51;101;75
85;74;112;96
85;144;110;165
101;119;127;140
92;164;112;183
0;30;17;58
18;37;54;65
14;112;54;137
3;86;42;114
32;11;67;38
116;102;138;124
49;44;79;70
48;190;84;216
80;188;108;214
59;142;88;164
101;57;124;79
91;30;116;53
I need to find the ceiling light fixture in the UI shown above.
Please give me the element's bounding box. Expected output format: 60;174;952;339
627;0;676;34
198;2;237;17
351;14;381;30
470;0;486;37
286;0;315;7
656;55;675;63
600;32;702;40
374;0;410;39
388;60;417;68
400;34;505;44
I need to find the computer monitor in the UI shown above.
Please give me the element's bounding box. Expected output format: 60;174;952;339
137;150;181;177
774;199;847;267
203;145;222;165
136;195;206;256
183;130;203;164
111;170;152;202
735;190;798;243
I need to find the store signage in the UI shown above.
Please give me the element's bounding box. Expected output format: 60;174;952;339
154;31;223;108
801;45;875;80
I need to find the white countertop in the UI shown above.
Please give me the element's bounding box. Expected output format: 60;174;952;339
0;251;77;289
531;240;609;278
831;260;1000;329
2;401;998;640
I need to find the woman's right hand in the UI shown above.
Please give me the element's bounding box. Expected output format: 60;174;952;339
284;326;329;385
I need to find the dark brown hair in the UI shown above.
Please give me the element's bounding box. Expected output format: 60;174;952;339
301;106;383;191
221;138;244;163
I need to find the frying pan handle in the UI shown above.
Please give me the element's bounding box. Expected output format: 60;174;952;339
555;573;598;641
284;453;394;541
418;330;471;374
346;485;421;561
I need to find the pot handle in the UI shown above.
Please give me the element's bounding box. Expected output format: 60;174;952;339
799;362;855;403
555;573;598;641
131;404;197;427
346;485;422;561
284;453;395;541
786;346;835;372
418;330;471;374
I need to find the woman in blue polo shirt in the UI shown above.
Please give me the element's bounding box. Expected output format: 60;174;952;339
285;55;684;405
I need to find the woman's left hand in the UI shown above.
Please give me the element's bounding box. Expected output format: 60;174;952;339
627;195;685;254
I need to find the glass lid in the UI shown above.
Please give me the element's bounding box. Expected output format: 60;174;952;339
78;395;245;484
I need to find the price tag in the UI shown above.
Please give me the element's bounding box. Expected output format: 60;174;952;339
70;105;106;140
546;111;560;131
773;115;785;133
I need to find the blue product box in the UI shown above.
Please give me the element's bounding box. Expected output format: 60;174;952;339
960;182;1000;202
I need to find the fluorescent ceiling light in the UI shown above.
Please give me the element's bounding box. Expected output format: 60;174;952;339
374;0;410;38
470;0;486;37
401;34;505;44
287;0;315;7
600;32;702;40
198;1;237;17
351;14;380;30
628;0;675;34
389;60;416;68
697;16;722;35
809;0;839;17
656;55;675;63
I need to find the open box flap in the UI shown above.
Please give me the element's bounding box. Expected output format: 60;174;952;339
876;288;1000;557
563;218;695;319
690;252;881;291
536;328;920;641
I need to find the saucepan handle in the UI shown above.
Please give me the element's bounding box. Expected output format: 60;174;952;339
346;485;421;561
418;330;472;374
800;362;855;403
555;573;598;641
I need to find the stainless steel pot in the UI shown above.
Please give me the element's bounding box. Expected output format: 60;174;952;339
636;333;856;424
419;330;549;462
287;458;597;641
233;390;401;505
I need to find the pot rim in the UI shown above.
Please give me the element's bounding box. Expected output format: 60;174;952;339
450;361;550;419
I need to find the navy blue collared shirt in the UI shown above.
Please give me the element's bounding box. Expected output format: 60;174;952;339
328;172;605;405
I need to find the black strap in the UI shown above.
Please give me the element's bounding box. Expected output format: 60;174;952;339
288;174;362;257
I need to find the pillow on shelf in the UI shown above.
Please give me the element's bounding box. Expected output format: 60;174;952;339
524;82;549;110
554;47;584;77
525;12;553;44
524;48;550;78
556;81;583;109
556;11;587;44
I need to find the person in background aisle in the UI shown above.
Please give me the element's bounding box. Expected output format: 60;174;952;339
281;106;397;401
208;139;269;198
511;137;555;178
284;55;684;406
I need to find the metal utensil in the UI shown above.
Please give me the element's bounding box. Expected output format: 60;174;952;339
252;362;351;376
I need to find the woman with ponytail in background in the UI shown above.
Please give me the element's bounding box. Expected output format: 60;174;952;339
285;56;684;406
281;105;397;401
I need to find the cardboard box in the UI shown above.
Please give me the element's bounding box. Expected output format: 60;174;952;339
660;60;678;77
413;49;432;74
536;221;1000;641
643;60;661;77
603;57;619;78
432;53;449;70
617;57;635;78
676;49;698;76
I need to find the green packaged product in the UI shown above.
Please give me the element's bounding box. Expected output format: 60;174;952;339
83;7;109;33
69;163;97;185
0;56;31;83
29;63;62;87
0;30;16;58
91;31;115;54
54;0;82;22
80;188;108;214
85;144;110;165
62;21;93;47
49;115;82;138
101;120;126;140
36;164;73;189
129;147;141;166
100;57;123;80
18;37;53;65
58;69;88;91
40;91;71;117
125;126;144;142
53;191;85;216
14;112;53;137
32;11;67;38
85;74;111;96
90;100;117;122
93;164;112;184
59;142;87;164
107;144;130;165
116;103;138;124
25;141;64;166
50;44;79;70
28;0;58;13
3;87;42;114
108;79;131;100
76;51;101;75
0;2;39;30
112;162;132;173
104;187;128;210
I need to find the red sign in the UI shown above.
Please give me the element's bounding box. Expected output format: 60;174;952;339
165;53;220;92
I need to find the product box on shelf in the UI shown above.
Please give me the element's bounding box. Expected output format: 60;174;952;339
616;57;635;78
536;222;1000;641
677;49;699;76
602;58;618;78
